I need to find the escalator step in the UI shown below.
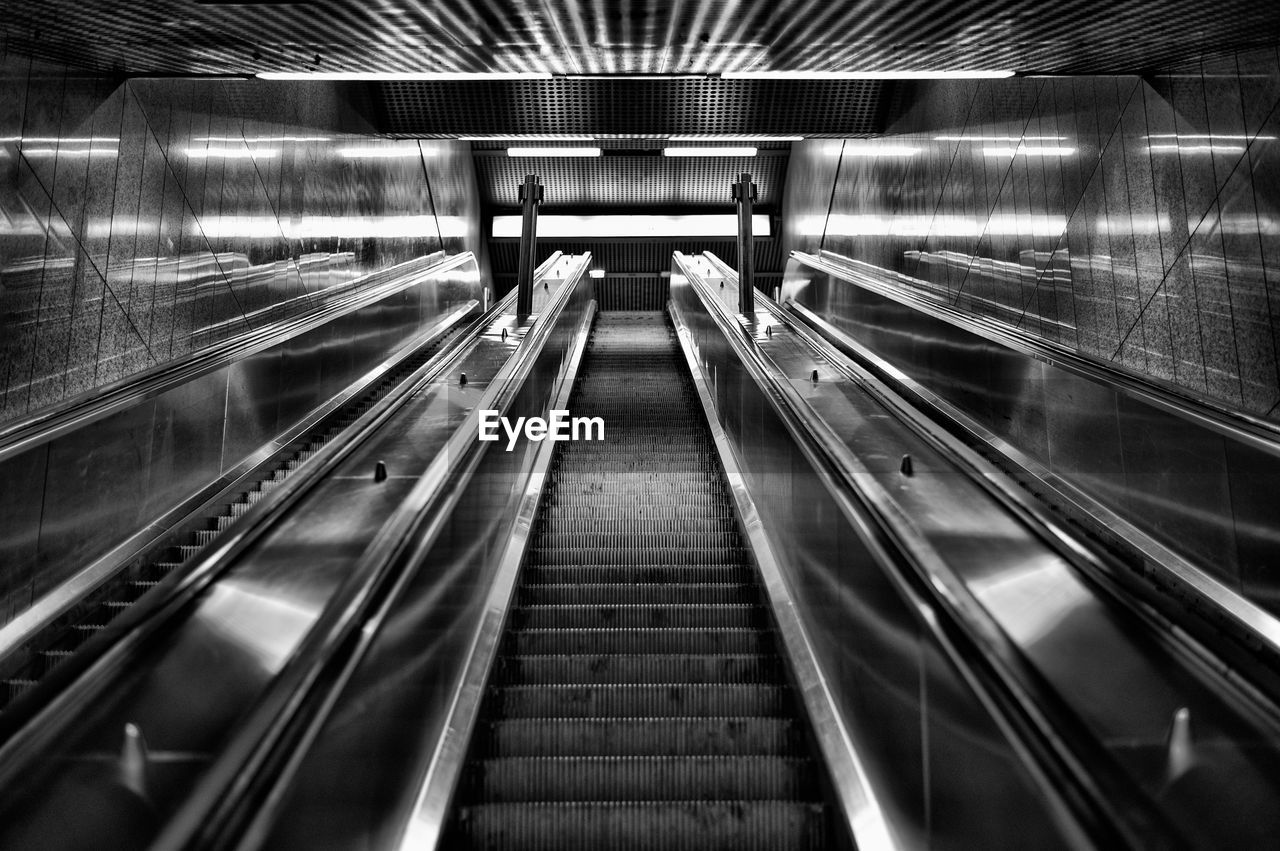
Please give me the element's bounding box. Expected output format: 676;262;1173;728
454;800;829;851
518;583;758;605
510;628;773;656
528;548;751;566
477;716;807;757
485;683;794;718
523;565;753;585
511;604;766;630
494;654;786;685
462;756;820;802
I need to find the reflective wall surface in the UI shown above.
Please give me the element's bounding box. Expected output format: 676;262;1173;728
781;46;1280;420
0;255;481;628
669;264;1069;848
0;51;488;424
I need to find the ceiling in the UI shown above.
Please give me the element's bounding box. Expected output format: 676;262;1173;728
4;0;1277;295
4;0;1276;78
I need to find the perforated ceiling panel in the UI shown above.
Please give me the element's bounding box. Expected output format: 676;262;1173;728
477;152;787;209
4;0;1276;77
378;78;886;136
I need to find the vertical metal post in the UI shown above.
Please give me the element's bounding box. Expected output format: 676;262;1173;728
517;174;544;318
732;173;757;316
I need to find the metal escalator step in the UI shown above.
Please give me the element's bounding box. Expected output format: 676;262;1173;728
476;716;807;757
512;604;766;630
485;683;794;718
453;800;830;851
510;628;772;656
519;583;758;605
528;548;751;566
523;565;754;586
494;654;786;685
536;531;740;549
462;756;819;802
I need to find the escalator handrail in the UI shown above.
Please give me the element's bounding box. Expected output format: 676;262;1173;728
780;295;1280;687
675;250;1182;849
150;253;592;851
789;249;1280;457
0;250;478;460
0;268;514;771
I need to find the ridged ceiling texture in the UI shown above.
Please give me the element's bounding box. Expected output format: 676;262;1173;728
378;78;886;136
3;0;1277;76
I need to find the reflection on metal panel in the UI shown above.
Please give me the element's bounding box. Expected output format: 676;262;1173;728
783;250;1280;620
0;254;481;635
668;255;1071;848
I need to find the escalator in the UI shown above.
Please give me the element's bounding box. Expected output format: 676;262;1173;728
443;312;842;849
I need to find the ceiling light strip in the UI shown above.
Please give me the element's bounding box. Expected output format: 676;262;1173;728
721;70;1014;80
506;147;602;157
255;71;553;81
663;146;758;157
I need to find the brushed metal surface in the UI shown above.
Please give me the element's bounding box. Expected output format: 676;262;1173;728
0;256;591;850
245;257;597;851
670;253;1075;848
690;251;1280;847
782;251;1280;624
0;253;481;640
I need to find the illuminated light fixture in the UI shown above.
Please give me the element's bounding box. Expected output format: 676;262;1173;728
458;135;596;141
492;214;771;238
840;144;920;157
936;135;1067;142
667;135;803;142
1146;144;1246;154
185;147;280;159
663;146;758;157
721;69;1014;79
195;135;331;143
825;213;1066;238
337;145;429;158
256;71;553;80
20;147;118;157
1145;133;1277;141
589;269;606;278
2;136;121;144
506;146;602;157
983;145;1076;157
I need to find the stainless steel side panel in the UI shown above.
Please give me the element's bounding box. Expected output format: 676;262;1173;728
0;254;482;637
781;253;1280;617
669;263;1070;849
0;258;592;850
257;264;597;851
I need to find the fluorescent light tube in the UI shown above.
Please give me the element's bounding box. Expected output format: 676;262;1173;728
255;71;553;81
337;145;429;158
667;135;803;142
492;214;771;238
983;145;1076;157
722;70;1014;80
506;147;602;157
458;135;596;141
589;269;606;278
185;147;280;159
663;146;758;157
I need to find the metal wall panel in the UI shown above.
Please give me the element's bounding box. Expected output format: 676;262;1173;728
782;253;1280;617
261;265;596;850
670;264;1066;847
0;255;482;629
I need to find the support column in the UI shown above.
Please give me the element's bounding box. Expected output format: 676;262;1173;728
517;174;544;318
732;173;757;316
